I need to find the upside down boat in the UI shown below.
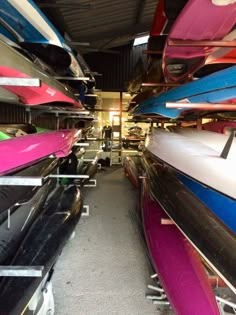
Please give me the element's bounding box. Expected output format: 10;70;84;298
0;185;83;315
144;128;236;294
0;128;81;176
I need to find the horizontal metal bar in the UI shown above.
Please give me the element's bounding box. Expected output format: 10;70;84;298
166;102;236;110
153;301;170;305
147;284;164;292
81;159;96;162
64;115;93;119
54;76;90;81
74;143;90;147
0;266;44;277
0;176;44;186
216;296;236;309
161;218;174;225
168;39;236;47
141;82;180;87
49;110;90;115
83;179;96;187
146;295;166;300
49;174;89;179
0;77;40;86
83;137;97;141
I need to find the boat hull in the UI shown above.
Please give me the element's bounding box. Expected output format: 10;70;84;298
0;179;55;264
0;185;83;315
141;175;220;315
0;128;81;175
0;39;83;106
132;65;236;118
143;150;236;294
0;0;85;78
0;158;58;214
163;0;236;82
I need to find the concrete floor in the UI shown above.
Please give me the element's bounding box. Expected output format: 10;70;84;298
52;166;163;315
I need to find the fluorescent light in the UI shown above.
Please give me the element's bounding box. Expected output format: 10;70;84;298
133;35;149;46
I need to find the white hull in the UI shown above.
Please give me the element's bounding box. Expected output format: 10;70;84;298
146;128;236;199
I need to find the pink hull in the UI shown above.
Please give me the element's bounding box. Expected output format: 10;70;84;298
0;66;82;107
0;129;81;175
164;0;236;81
123;156;139;188
142;181;220;315
202;121;236;134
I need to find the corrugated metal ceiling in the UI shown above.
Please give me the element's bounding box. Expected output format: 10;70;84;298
35;0;158;53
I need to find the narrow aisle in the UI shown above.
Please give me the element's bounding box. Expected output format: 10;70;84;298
52;166;158;315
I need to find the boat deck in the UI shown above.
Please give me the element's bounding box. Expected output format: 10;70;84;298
52;166;163;314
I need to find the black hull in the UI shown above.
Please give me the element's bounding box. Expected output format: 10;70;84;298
142;150;236;293
0;185;83;315
0;179;55;265
0;158;59;214
80;162;98;186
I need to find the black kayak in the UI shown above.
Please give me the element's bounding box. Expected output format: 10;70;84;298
0;179;56;265
142;150;236;294
0;158;59;215
0;185;83;315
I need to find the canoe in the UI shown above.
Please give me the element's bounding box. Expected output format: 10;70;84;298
0;185;83;315
0;39;83;106
0;0;85;78
141;170;220;315
142;149;236;294
132;65;236;119
0;128;81;176
163;0;236;82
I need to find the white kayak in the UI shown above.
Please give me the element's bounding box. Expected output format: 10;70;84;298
145;128;236;199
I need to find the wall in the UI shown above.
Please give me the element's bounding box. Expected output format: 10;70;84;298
85;43;147;91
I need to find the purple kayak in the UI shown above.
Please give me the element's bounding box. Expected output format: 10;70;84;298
141;179;220;315
0;129;81;175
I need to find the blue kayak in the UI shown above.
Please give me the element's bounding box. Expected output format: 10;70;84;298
0;0;85;78
132;65;236;118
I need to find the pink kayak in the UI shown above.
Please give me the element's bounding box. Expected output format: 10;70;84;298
141;179;220;315
163;0;236;82
202;121;236;134
0;129;81;175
